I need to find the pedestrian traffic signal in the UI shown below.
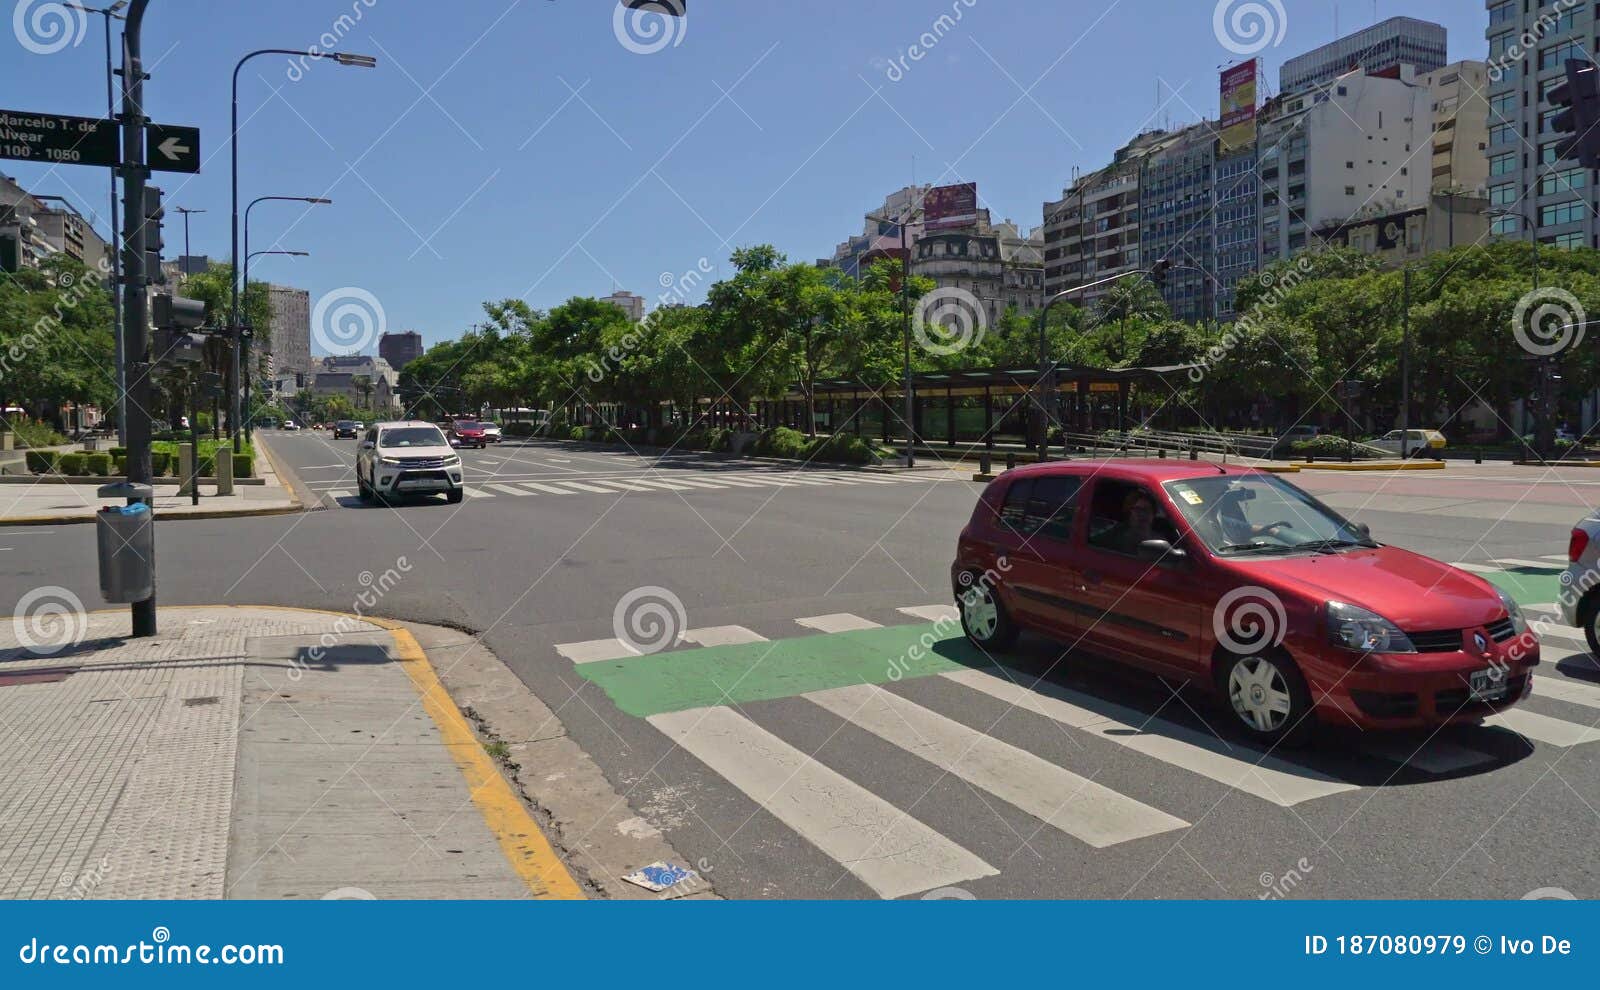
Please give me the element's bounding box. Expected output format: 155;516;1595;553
1148;259;1171;288
1550;59;1600;169
152;291;206;331
141;185;166;286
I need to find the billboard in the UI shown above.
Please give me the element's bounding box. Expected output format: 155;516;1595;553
1219;61;1258;153
924;182;979;231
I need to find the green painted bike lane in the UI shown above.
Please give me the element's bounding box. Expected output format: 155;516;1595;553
1478;564;1566;610
576;621;983;718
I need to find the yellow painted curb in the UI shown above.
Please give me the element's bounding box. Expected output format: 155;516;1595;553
1253;464;1301;473
1300;461;1446;472
69;604;585;901
253;436;304;510
1515;460;1600;468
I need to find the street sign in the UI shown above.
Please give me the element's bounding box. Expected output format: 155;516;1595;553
146;124;200;174
0;109;118;167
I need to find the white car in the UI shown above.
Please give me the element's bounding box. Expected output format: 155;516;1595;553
355;421;464;504
480;422;503;443
1560;512;1600;654
282;420;300;432
1370;429;1446;457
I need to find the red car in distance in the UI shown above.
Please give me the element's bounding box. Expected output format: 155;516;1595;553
952;461;1538;745
447;420;489;449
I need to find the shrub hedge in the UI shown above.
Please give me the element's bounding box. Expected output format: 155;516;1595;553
57;452;88;475
85;452;113;476
26;451;58;473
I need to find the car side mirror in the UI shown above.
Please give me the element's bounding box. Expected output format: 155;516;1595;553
1137;539;1188;566
1353;522;1371;541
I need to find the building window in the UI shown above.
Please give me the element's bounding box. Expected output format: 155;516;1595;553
1541;167;1588;196
1491;215;1520;236
1490;91;1517;122
1488;183;1517;206
1540;200;1585;226
1547;230;1585;250
1540;41;1585;72
1490;152;1517;176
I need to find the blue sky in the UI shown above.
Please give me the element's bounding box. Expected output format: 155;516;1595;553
4;0;1490;353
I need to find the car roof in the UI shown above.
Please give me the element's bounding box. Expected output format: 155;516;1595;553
998;459;1270;485
375;421;441;430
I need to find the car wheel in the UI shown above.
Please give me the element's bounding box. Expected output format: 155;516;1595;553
1216;651;1315;747
447;488;464;505
1580;591;1600;657
958;576;1018;651
357;473;372;503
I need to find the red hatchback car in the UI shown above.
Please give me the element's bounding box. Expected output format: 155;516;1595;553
449;420;488;449
951;461;1539;744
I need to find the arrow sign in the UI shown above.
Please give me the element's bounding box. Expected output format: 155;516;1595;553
0;109;119;167
146;123;200;174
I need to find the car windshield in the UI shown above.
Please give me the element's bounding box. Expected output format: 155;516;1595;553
1162;474;1370;556
337;421;357;428
380;427;447;448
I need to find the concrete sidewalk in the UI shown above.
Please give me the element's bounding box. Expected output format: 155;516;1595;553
0;606;580;900
0;440;301;526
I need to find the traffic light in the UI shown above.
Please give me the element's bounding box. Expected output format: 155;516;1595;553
151;290;208;367
1550;59;1600;169
141;185;166;286
1148;259;1171;288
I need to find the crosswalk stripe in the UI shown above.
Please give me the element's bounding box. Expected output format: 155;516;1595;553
796;613;882;633
806;684;1187;848
659;478;728;490
718;475;798;488
327;490;353;501
1542;555;1571;562
518;481;576;495
1533;675;1600;711
899;605;959;623
648;706;996;899
586;479;661;493
818;474;896;485
680;626;768;647
556;638;640;663
1485;708;1600;747
1491;558;1564;570
623;478;699;491
1451;562;1501;574
462;487;491;499
487;484;532;496
558;481;627;494
942;667;1355;806
690;476;767;488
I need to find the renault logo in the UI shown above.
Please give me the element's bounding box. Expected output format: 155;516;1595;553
1473;632;1489;654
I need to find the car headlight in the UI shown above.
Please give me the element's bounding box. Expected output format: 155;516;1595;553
379;456;405;467
445;455;461;467
1325;601;1416;654
1497;588;1528;636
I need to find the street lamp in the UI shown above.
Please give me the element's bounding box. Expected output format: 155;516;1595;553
242;196;331;441
65;1;129;442
173;207;205;272
229;49;374;445
241;247;310;438
864;208;920;468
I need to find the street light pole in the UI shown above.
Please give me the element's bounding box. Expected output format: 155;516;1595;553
229;48;374;446
118;0;154;637
864;207;920;467
67;1;129;443
241;196;330;442
173;206;204;269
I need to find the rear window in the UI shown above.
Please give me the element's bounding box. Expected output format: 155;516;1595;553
996;476;1081;540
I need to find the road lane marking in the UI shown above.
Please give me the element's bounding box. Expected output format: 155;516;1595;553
1541;555;1570;562
619;478;698;491
806;684;1188;848
556;638;641;663
1358;738;1496;774
689;475;766;488
648;706;996;898
327;490;353;501
680;626;767;647
899;605;958;623
487;484;532;496
1485;708;1600;747
942;667;1356;806
1492;558;1565;570
656;478;727;490
518;481;576;495
796;613;882;633
558;481;628;494
462;487;491;499
1451;562;1501;574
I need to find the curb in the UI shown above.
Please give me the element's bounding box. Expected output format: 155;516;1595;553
1514;460;1600;468
1300;461;1446;472
254;435;305;510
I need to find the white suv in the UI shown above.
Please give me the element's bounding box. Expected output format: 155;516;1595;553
356;421;465;504
1561;512;1600;654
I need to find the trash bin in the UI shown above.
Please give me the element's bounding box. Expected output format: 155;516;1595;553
96;483;154;604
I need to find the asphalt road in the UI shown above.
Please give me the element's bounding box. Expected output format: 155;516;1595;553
3;430;1597;900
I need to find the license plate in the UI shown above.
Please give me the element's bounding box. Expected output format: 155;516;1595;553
399;479;447;491
1469;667;1510;702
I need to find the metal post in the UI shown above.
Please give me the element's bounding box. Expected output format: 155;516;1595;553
901;220;914;468
97;6;127;446
1400;267;1411;459
119;0;155;637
